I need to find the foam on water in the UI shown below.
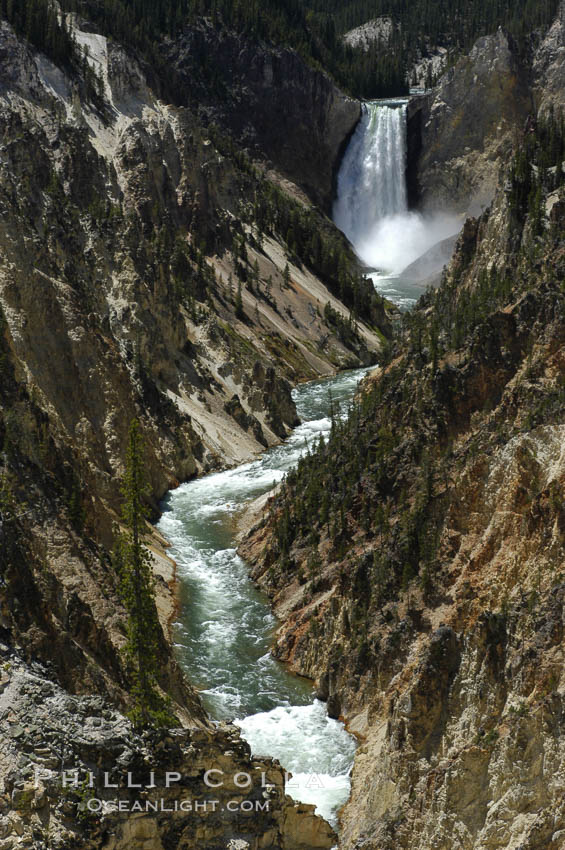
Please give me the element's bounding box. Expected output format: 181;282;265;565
235;701;356;825
157;367;371;825
334;100;408;242
333;100;460;310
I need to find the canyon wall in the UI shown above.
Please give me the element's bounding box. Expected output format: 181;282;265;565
410;3;565;215
0;14;384;849
242;170;565;850
166;21;362;212
241;5;565;840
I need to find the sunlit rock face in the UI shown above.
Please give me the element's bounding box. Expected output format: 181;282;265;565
416;27;531;214
534;0;565;116
167;20;361;211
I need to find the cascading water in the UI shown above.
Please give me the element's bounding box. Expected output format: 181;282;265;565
333;100;408;244
334;100;460;309
157;369;369;829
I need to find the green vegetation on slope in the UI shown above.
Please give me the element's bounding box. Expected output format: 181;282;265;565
1;0;560;99
113;420;175;729
303;0;561;93
263;113;565;613
0;0;104;99
63;0;406;96
304;0;560;51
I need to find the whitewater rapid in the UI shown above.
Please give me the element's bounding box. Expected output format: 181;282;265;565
157;368;370;826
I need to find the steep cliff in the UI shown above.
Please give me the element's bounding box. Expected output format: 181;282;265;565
409;1;565;214
413;27;532;213
0;10;388;849
534;0;565;115
241;109;565;849
0;646;335;850
166;20;361;212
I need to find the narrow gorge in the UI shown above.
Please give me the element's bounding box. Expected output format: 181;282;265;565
158;370;367;827
241;18;565;849
1;1;565;849
156;97;434;843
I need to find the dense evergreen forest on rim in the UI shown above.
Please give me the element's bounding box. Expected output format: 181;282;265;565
1;0;560;98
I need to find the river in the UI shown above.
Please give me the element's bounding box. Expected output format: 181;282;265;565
156;98;436;833
157;367;372;826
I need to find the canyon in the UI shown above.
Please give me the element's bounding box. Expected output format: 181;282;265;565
1;1;565;849
240;12;565;850
0;11;385;849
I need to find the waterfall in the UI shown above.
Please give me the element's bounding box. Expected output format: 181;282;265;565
333;99;460;307
333;100;408;253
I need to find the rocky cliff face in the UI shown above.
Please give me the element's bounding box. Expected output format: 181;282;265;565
413;27;532;213
166;20;361;212
412;1;565;215
0;646;335;850
0;13;382;696
240;110;565;849
0;12;385;849
534;0;565;115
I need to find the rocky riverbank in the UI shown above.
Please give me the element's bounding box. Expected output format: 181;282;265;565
239;35;565;842
0;645;337;850
0;11;387;849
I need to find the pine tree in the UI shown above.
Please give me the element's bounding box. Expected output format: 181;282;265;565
115;419;174;729
235;279;244;319
67;477;86;533
0;469;17;569
265;274;273;303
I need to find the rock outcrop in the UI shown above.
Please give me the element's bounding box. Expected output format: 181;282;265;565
343;18;395;51
0;646;335;850
534;0;565;115
397;232;459;284
411;2;565;215
167;21;361;211
240;108;565;849
414;27;532;213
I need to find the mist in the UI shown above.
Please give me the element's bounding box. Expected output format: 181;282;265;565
355;210;462;276
333;101;463;304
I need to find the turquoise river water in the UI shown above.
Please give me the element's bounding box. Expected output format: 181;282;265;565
157;367;373;825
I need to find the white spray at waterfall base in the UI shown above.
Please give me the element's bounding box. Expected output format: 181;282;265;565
334;100;460;300
334;100;408;237
358;209;460;275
